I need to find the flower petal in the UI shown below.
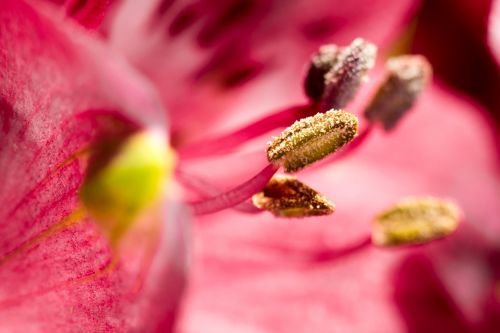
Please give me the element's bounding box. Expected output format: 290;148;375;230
0;1;187;331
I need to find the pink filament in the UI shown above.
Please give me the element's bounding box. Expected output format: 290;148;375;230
176;168;261;214
188;163;279;215
179;104;315;159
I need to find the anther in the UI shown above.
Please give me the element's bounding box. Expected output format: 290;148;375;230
364;55;432;131
252;175;335;217
304;44;340;101
307;38;377;110
267;109;358;172
372;197;461;247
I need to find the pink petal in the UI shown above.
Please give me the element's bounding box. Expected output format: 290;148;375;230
489;0;500;67
108;0;420;144
0;1;187;331
178;82;500;332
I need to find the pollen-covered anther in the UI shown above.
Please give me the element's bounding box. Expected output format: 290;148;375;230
364;55;432;131
320;38;377;110
252;175;335;218
304;44;340;101
372;197;461;247
267;110;358;172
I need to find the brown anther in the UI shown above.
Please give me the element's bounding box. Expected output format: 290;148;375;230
267;110;358;172
364;55;432;131
252;175;335;218
372;197;461;247
321;38;377;110
304;44;340;101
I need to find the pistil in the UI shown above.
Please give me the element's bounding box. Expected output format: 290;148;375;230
80;128;174;244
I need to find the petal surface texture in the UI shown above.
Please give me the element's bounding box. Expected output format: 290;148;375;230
0;1;187;332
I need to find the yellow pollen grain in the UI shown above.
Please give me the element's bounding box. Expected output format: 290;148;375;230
252;175;335;218
372;196;461;247
267;110;358;172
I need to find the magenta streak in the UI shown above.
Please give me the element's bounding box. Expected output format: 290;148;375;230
67;0;88;16
179;104;315;159
189;163;279;215
0;256;114;309
176;168;261;214
303;236;372;264
26;109;138;170
0;184;81;259
168;3;201;37
4;160;80;219
0;97;14;135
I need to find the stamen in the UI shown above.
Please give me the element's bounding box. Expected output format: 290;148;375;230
179;38;376;160
364;55;432;131
372;197;461;247
267;109;358;172
304;44;340;101
176;168;261;213
179;104;315;159
189;163;279;215
252;175;335;217
320;38;377;110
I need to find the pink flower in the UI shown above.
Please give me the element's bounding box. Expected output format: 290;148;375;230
1;0;500;332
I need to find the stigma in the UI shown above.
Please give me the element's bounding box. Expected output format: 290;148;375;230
80;129;175;244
